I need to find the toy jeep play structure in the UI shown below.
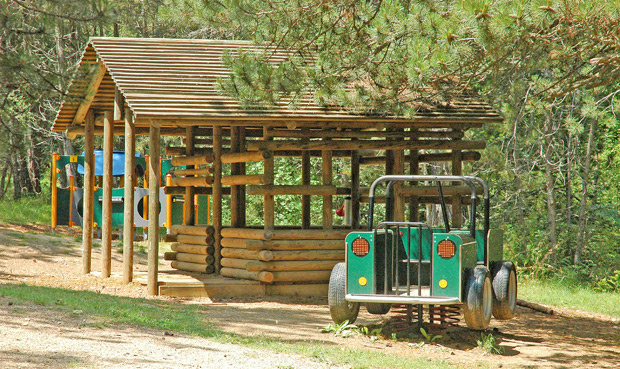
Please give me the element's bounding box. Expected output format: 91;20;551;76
328;175;517;330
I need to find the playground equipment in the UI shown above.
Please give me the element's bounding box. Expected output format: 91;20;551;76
51;151;210;230
328;175;517;330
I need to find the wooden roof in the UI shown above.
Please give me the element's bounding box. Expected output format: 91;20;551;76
52;37;501;132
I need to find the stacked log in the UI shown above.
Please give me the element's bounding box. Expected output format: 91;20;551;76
220;228;348;283
165;225;216;274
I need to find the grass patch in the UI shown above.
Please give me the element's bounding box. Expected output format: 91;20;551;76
519;278;620;318
0;283;454;369
0;195;50;225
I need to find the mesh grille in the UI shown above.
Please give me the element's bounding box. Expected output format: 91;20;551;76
352;237;370;257
437;239;456;259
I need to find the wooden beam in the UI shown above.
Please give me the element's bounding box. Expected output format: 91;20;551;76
81;110;95;275
184;127;195;225
322;139;333;230
114;86;125;121
213;125;223;272
230;126;240;228
71;61;106;125
247;185;337;196
147;124;161;295
247;139;486;151
452;150;463;228
101;111;114;278
122;109;135;284
359;151;481;165
263;127;275;230
302;130;311;229
409;149;420;222
351;144;360;229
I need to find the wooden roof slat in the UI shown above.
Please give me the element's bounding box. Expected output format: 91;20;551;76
53;37;501;131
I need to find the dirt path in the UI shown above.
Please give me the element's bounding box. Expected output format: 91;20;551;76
1;224;619;368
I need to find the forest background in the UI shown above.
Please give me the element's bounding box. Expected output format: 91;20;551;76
1;0;620;291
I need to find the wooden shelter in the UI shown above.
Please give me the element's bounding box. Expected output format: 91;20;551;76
53;37;501;297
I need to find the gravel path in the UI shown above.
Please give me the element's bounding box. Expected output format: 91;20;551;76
0;301;342;369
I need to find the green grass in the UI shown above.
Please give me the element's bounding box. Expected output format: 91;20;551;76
0;283;455;369
0;195;50;225
519;278;620;318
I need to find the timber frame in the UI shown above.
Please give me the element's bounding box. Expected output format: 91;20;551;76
53;37;501;296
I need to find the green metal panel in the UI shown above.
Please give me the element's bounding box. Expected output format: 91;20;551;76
56;155;85;170
55;188;71;225
93;188;126;227
345;232;374;295
197;195;210;224
487;229;504;263
400;227;433;260
432;233;462;299
171;196;184;226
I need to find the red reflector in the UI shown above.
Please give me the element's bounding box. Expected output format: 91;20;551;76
399;232;403;236
437;239;456;259
351;237;370;257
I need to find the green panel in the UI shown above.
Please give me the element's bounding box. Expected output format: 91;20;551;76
432;233;462;299
55;188;71;225
197;195;210;224
171;197;184;226
56;155;85;171
161;159;174;177
400;227;433;260
345;232;374;295
487;229;504;263
475;230;486;263
93;188;127;227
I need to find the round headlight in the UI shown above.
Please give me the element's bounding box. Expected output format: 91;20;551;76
437;239;456;259
351;237;370;257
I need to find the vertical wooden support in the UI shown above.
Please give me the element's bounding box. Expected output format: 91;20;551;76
114;86;125;121
452;150;463;228
393;138;405;222
147;124;160;295
351;147;360;229
239;127;247;227
51;152;58;229
322;138;333;229
122;109;135;284
102;110;114;278
409;149;420;222
230;126;240;227
301;132;311;228
213;125;223;272
385;145;395;221
263;127;275;230
184;127;195;225
82;111;95;274
69;175;75;226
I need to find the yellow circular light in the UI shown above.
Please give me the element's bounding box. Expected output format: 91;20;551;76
439;279;448;289
359;277;367;286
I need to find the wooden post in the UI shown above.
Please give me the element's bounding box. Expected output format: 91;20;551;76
263;127;275;230
69;176;74;227
123;109;135;284
147;124;161;295
452;150;463;228
102;110;114;278
184;127;195;225
239;127;247;227
213;125;223;272
230;126;240;227
393;135;405;222
351;146;360;229
322;138;333;229
385;144;395;221
409;149;420;222
51;152;58;229
301;129;311;229
82;111;95;274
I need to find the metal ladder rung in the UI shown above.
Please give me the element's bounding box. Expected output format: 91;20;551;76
399;259;431;264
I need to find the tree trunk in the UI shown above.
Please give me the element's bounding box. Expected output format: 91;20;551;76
574;119;597;265
543;112;558;260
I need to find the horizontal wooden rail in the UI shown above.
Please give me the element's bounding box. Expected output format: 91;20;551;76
176;234;215;245
245;260;339;272
221;150;271;163
171;243;214;255
221;174;266;186
171;224;215;236
359;151;481;165
220;238;344;251
247;139;486;151
171;167;214;176
165;186;231;195
170;176;213;187
247;184;337;196
170;154;214;166
220;267;273;283
175;252;214;264
171;261;215;274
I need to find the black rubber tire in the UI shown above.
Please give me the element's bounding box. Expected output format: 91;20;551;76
463;266;493;330
328;262;360;324
366;303;391;315
491;261;518;320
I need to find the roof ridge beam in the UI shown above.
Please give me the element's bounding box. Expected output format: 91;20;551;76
71;61;106;126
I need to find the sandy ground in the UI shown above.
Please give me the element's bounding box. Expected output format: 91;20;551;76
0;224;619;368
